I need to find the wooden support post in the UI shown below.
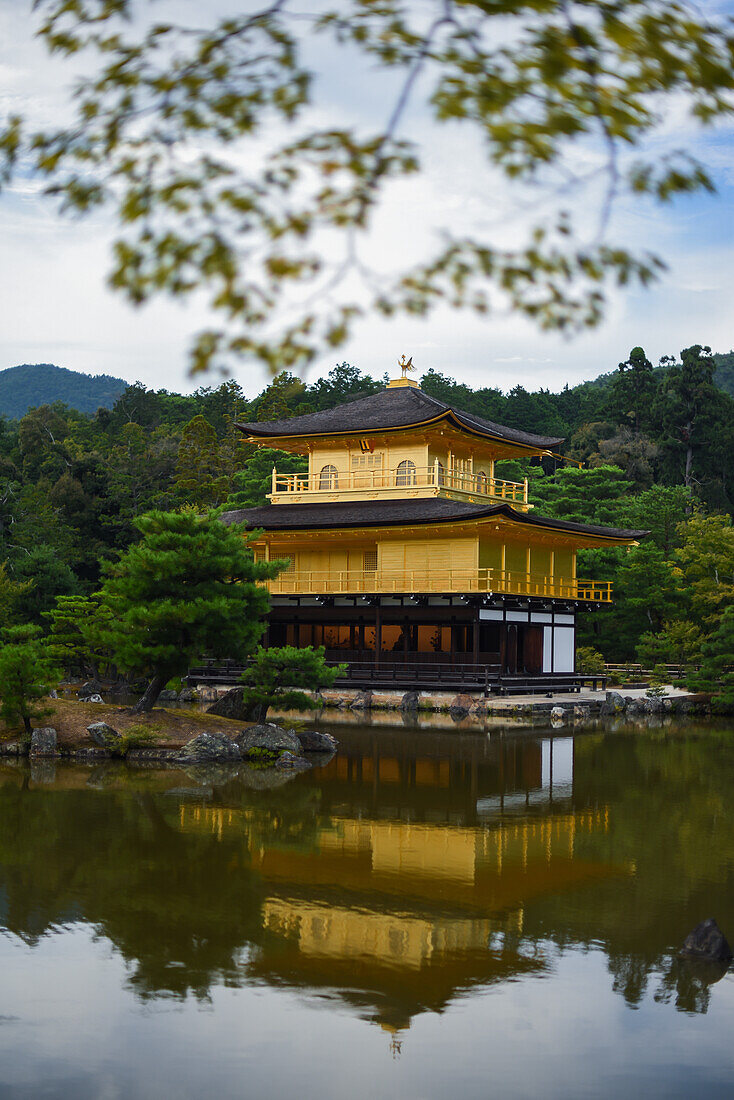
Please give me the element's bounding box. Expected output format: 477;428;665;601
271;466;277;495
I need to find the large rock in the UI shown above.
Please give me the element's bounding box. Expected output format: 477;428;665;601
681;919;733;963
78;679;104;699
600;690;626;717
178;688;199;703
296;729;339;754
550;706;566;723
30;727;57;756
176;731;242;765
400;691;420;712
206;686;255;722
235;723;303;758
158;689;179;702
87;722;121;749
349;690;373;710
449;693;474;719
86;694;104;704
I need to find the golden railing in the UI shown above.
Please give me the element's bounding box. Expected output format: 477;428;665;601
268;568;612;602
270;464;528;504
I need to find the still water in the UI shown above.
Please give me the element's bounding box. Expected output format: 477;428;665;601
1;722;733;1099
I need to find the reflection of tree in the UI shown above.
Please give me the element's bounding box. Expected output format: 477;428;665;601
0;778;267;1000
526;726;734;1014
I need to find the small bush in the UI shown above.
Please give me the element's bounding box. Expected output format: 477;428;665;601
646;664;669;699
112;725;157;758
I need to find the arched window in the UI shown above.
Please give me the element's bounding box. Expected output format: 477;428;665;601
476;471;489;494
436;460;446;487
319;464;338;489
396;459;417;487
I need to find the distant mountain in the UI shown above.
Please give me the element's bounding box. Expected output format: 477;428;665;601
0;363;129;419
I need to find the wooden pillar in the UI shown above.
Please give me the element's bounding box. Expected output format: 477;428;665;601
549;549;555;598
526;545;531;595
375;603;382;669
472;608;480;663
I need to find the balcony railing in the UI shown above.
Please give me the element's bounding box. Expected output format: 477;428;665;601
267;568;612;602
270;464;528;505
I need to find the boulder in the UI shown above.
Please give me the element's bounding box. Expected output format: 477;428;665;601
681;919;733;964
1;739;29;757
235;723;303;758
86;694;104;704
275;751;312;771
178;688;199;703
400;691;420;712
87;722;121;749
573;705;591;722
176;731;242;765
158;689;179;702
550;706;566;723
30;727;57;757
78;679;104;699
449;693;474;720
600;690;626;717
206;686;255;722
349;690;373;710
295;729;339;754
48;689;58;699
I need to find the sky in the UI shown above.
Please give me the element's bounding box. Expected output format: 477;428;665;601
1;0;733;398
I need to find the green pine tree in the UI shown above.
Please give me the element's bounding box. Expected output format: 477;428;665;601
0;625;61;740
687;606;734;709
97;508;281;712
238;645;347;722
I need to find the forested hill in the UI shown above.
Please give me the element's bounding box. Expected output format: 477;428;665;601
0;364;128;418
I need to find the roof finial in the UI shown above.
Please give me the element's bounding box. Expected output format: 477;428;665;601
398;353;414;379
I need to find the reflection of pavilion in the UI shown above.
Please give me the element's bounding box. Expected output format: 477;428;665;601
179;733;619;1032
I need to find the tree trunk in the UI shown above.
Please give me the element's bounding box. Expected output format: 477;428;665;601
131;673;166;714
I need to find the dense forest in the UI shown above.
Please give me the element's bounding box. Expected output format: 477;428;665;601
0;364;128;419
0;344;732;667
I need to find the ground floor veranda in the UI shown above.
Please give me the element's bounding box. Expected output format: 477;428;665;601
263;594;585;685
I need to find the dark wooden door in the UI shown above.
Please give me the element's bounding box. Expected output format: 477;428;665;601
522;625;543;674
504;624;518;674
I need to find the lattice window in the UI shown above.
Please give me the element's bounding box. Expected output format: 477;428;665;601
395;459;417;486
280;554;296;573
318;464;338;489
351;453;383;468
363;549;378;572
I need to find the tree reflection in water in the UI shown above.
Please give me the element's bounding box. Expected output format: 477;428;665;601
0;721;732;1028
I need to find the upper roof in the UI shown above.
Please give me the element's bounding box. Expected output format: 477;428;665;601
221;498;646;542
236;385;563;450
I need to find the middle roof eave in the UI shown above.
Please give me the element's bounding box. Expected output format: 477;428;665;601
220;498;647;542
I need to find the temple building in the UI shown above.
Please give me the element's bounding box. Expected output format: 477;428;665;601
222;360;644;690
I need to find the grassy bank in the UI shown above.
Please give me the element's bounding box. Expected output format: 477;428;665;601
0;698;249;752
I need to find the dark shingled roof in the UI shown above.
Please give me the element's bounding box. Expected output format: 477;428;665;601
221;498;646;541
236;385;563;450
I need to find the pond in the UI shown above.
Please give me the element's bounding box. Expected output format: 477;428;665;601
1;720;733;1099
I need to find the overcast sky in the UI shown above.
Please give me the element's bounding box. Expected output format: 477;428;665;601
1;0;733;398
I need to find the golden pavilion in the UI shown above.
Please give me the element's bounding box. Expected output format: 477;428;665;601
222;359;644;690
